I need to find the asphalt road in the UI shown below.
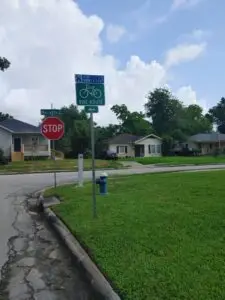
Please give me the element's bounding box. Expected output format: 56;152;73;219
1;164;225;299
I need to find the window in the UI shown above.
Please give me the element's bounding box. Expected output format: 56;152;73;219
32;136;39;146
156;144;161;154
116;145;128;154
151;145;156;154
148;144;156;154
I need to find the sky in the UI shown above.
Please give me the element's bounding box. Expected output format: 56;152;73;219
0;0;224;126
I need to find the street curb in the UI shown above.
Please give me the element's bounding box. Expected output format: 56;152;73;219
43;207;121;300
151;163;225;167
0;167;126;176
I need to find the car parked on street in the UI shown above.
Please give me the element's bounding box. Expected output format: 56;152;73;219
99;150;118;160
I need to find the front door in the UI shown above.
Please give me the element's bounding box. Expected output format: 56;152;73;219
14;137;21;152
135;145;144;157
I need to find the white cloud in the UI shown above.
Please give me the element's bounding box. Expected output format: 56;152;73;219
191;29;211;40
165;42;206;68
176;85;209;113
0;0;206;126
179;29;211;42
171;0;204;10
155;0;205;26
176;86;197;105
106;24;126;43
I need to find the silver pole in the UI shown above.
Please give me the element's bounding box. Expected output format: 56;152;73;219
90;112;97;218
51;103;57;188
218;132;221;150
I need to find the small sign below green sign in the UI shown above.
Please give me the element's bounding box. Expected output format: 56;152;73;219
40;109;61;116
84;106;99;113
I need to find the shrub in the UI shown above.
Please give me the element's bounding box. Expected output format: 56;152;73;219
0;148;8;165
213;148;221;157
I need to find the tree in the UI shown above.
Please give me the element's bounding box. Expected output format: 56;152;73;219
208;97;225;125
111;104;153;136
95;124;120;157
111;104;129;123
145;88;213;155
0;57;10;71
55;104;90;157
218;123;225;134
181;104;212;136
145;88;183;137
0;112;13;122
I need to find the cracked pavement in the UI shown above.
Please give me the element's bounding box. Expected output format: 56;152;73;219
0;193;98;299
1;166;225;299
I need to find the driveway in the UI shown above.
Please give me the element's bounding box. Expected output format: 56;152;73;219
1;164;225;298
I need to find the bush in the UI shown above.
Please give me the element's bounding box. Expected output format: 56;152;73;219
213;148;221;157
24;156;48;161
162;136;174;156
0;148;8;165
0;148;3;160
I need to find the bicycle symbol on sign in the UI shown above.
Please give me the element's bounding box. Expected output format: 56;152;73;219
79;85;102;99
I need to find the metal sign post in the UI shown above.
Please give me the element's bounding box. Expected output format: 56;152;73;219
78;154;84;187
90;112;97;218
51;104;57;189
40;105;64;189
75;74;105;218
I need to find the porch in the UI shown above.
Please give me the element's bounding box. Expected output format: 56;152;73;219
195;141;225;155
11;134;50;161
134;144;162;157
134;145;145;157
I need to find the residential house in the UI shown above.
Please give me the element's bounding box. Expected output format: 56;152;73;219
0;118;51;161
187;132;225;155
108;133;162;157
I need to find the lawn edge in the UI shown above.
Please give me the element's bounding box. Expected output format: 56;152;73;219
0;167;126;176
37;190;121;300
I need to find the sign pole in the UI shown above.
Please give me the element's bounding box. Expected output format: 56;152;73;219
75;74;105;218
51;103;57;188
78;154;84;187
90;112;97;218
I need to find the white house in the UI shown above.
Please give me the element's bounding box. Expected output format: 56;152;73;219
187;132;225;155
0;118;51;161
108;133;162;158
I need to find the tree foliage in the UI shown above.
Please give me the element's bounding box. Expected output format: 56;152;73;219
0;84;219;157
0;112;13;122
55;104;90;157
145;88;212;140
207;97;225;125
145;88;184;136
111;104;153;136
218;123;225;134
0;57;10;71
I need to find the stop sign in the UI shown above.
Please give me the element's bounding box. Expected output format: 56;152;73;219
41;117;64;140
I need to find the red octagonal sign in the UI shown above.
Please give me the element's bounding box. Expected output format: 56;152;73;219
41;117;64;140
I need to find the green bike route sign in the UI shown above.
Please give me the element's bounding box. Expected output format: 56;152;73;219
75;74;105;106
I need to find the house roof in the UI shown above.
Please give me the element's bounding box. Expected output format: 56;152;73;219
134;134;162;144
189;133;225;143
108;133;161;145
108;134;142;145
0;118;41;134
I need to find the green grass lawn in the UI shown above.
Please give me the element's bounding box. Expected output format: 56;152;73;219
122;155;225;165
0;159;122;173
45;171;225;300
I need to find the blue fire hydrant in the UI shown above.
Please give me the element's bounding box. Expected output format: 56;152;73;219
96;172;108;195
